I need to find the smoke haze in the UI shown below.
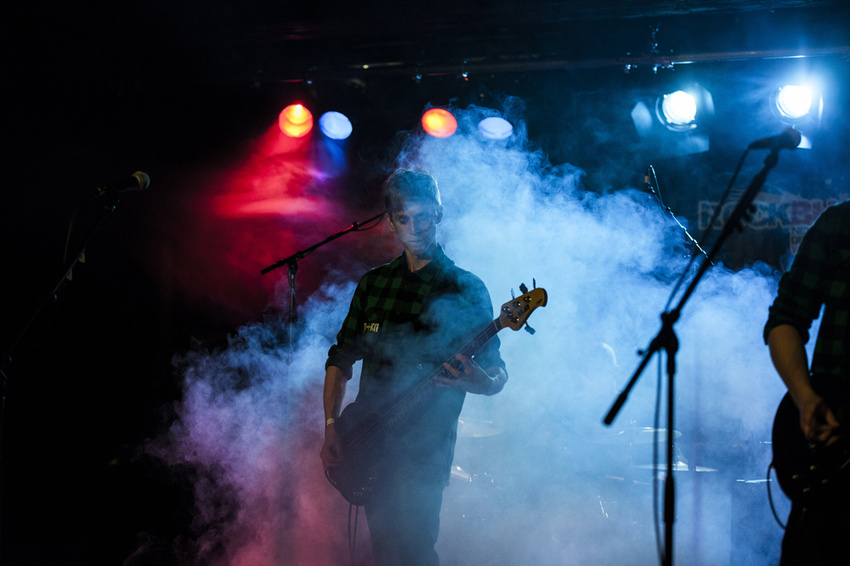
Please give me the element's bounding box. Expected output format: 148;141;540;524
140;100;798;565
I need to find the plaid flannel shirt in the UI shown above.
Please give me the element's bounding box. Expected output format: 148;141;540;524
326;244;506;482
764;200;850;378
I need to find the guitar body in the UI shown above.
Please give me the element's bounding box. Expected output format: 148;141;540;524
771;378;850;504
326;401;391;506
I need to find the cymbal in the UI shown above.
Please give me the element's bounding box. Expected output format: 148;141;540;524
592;427;682;445
449;465;498;487
457;418;502;438
450;465;472;481
635;461;718;472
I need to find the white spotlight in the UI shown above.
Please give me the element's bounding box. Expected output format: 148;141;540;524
478;117;513;140
776;85;813;120
659;91;697;128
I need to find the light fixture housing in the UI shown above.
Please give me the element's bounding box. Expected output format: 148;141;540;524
631;83;714;157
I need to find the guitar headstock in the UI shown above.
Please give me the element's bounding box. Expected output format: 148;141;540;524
499;286;548;332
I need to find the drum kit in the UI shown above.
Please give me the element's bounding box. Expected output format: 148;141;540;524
449;417;720;513
457;417;503;439
455;417;719;472
442;417;726;563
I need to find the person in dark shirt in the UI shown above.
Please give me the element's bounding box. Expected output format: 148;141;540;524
764;199;850;565
321;168;508;566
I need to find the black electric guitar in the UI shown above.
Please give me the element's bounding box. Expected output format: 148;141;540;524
771;377;850;505
326;286;548;506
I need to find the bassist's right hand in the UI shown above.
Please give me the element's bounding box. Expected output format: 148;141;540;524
321;424;346;471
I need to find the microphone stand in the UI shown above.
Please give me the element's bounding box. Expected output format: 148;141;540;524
0;194;123;562
604;148;783;566
260;212;384;352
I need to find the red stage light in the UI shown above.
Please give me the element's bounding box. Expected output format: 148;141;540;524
421;108;457;138
279;104;314;138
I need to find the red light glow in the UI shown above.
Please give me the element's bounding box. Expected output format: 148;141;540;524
421;108;458;138
140;122;399;326
279;104;314;138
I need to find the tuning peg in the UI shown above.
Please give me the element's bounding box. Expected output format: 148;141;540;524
524;323;536;335
510;288;516;299
519;283;529;294
532;278;537;289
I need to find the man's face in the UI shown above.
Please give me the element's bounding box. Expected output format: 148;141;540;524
388;201;442;258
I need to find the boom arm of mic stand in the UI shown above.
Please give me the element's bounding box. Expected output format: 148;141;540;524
604;148;780;426
260;212;385;275
260;211;385;335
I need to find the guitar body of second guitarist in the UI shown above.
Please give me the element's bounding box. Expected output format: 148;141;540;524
772;375;849;505
320;169;508;566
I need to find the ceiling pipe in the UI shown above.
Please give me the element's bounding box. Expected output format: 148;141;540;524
278;45;849;83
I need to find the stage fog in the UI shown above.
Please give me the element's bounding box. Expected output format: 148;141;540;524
130;100;821;566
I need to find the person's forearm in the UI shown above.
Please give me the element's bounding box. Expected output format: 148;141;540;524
323;365;348;423
767;324;815;408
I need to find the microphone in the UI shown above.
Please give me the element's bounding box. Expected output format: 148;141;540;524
748;128;802;151
645;165;658;199
95;171;150;196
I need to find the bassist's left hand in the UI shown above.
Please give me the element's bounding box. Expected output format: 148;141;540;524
437;354;506;395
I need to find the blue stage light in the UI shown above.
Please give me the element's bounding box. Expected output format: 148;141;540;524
319;111;353;140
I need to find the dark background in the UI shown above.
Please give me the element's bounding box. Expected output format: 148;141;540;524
2;1;849;564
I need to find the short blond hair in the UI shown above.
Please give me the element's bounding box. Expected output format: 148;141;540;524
384;169;441;216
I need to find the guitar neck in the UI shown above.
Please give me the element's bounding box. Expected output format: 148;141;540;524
384;318;504;432
455;318;503;363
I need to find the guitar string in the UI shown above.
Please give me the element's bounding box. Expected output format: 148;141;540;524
342;319;502;453
341;318;504;455
338;293;538;458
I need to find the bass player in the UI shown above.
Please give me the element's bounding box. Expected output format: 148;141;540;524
320;168;508;566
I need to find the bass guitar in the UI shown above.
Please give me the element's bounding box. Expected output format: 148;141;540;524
326;285;547;506
771;377;850;505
